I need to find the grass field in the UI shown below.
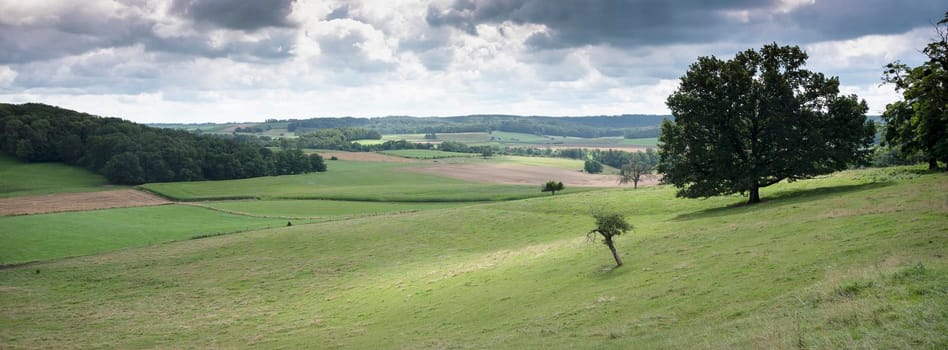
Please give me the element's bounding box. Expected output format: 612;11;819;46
490;131;554;143
0;204;295;265
1;167;944;348
141;161;550;202
433;155;618;174
493;155;586;170
375;132;658;149
201;199;471;219
379;133;491;145
380;149;481;159
0;155;119;198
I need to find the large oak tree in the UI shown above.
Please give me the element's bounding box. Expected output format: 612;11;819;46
659;43;875;204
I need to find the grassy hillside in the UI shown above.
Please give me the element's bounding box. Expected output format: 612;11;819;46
0;205;294;265
141;161;555;202
0;154;117;197
201;199;470;219
1;167;944;348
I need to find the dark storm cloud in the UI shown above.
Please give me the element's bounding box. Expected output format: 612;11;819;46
426;0;945;49
778;0;945;42
141;30;296;61
0;16;154;64
170;0;297;31
0;8;295;65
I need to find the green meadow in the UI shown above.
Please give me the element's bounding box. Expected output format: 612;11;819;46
201;199;470;219
1;166;945;348
141;161;552;202
378;132;491;145
0;204;293;265
380;149;481;159
0;155;118;198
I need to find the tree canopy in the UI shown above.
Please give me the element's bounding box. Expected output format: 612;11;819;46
0;103;327;185
881;12;948;170
659;43;875;204
618;154;652;189
587;212;631;267
541;181;564;195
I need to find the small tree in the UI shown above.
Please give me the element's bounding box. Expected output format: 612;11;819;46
587;212;631;267
541;181;564;195
618;155;651;189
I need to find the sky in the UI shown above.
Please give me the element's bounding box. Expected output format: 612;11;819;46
0;0;944;123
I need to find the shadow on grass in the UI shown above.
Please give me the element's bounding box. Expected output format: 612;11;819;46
671;181;893;222
590;264;633;280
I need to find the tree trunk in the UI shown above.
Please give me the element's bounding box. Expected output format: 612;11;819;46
606;238;623;266
929;157;939;170
633;179;638;189
748;185;761;204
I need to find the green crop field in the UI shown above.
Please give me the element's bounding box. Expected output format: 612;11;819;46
0;155;119;198
1;166;945;348
490;131;555;143
617;137;658;146
201;199;471;219
0;204;294;265
380;149;480;159
380;132;491;145
494;155;586;170
141;161;550;202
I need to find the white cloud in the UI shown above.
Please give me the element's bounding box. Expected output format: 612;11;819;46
0;66;16;87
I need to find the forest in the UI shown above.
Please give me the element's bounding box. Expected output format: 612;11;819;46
0;103;325;185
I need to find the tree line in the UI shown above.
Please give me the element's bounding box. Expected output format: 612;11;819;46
284;114;668;138
0;103;326;185
294;127;381;150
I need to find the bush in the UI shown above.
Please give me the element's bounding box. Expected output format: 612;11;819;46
584;160;603;173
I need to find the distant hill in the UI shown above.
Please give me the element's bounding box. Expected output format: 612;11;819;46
281;114;672;138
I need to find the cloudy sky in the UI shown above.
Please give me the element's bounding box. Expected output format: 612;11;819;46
0;0;944;123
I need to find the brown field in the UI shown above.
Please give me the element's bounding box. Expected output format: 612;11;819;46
402;163;660;187
317;151;418;163
0;189;171;216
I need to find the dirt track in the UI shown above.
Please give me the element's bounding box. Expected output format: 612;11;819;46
402;163;660;187
0;189;171;216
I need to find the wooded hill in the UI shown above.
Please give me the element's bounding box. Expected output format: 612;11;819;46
283;114;671;138
0;103;325;185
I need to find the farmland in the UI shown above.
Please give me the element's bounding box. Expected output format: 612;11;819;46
380;149;481;159
0;204;293;265
200;199;470;219
140;160;587;202
0;165;945;348
0;154;119;198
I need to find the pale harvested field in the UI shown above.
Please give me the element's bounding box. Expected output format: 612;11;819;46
0;189;171;216
317;151;418;163
402;163;660;187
